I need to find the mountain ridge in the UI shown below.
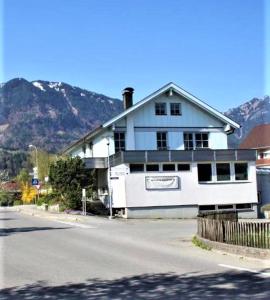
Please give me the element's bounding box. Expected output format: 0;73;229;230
0;78;123;152
225;95;270;148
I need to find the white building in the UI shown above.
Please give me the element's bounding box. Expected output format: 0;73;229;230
63;82;258;218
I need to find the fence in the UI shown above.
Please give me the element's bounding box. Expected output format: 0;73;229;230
197;217;270;249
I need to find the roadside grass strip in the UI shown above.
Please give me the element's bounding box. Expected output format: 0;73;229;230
56;220;96;229
218;264;270;278
192;235;212;250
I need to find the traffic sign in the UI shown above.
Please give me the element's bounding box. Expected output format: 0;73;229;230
32;178;39;186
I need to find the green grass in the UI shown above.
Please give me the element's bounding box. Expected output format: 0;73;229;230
192;235;212;251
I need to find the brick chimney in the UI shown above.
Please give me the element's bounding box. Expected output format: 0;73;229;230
122;87;134;110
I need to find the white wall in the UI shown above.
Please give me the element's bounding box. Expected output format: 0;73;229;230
70;147;85;158
209;132;228;149
110;164;128;208
122;162;257;208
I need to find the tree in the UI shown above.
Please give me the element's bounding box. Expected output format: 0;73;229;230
16;168;36;204
49;157;94;210
21;182;37;204
16;168;30;184
29;149;58;181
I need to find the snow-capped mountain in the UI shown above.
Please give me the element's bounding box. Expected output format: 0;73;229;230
225;96;270;148
0;78;123;152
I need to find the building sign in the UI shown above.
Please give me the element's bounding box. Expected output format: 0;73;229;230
145;176;180;190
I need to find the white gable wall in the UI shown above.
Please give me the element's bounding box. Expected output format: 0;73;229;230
115;92;228;151
69;91;230;157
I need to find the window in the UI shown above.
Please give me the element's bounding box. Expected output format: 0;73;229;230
156;132;168;150
170;103;181;115
199;205;215;211
155;103;167;115
114;132;125;153
146;164;159;172
184;133;193;150
236;203;252;210
216;163;230;181
177;164;190;171
234;163;248;180
162;164;175;171
195;133;209;149
130;164;144;173
198;164;212;182
184;132;209;150
217;204;234;210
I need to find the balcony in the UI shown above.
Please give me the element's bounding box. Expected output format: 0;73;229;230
109;149;256;167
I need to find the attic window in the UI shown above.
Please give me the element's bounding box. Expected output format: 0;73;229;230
155;103;167;115
170;103;181;115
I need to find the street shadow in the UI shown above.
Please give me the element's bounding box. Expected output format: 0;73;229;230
0;226;70;237
0;218;16;221
1;271;269;299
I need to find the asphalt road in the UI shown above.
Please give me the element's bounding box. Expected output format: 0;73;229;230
0;209;270;299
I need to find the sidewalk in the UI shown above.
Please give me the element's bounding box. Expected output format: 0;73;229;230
2;205;98;223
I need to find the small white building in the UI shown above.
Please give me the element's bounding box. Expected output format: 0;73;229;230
63;83;258;218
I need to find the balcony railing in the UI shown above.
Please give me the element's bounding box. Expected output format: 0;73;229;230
109;149;256;167
83;149;256;169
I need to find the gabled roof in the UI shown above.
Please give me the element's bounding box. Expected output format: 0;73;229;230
103;82;240;129
239;124;270;149
62;82;240;154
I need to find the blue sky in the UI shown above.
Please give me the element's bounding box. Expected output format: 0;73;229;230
1;0;267;111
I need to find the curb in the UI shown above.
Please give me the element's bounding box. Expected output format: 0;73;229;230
15;207;88;223
196;235;270;260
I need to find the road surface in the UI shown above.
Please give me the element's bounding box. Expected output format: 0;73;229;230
0;209;269;299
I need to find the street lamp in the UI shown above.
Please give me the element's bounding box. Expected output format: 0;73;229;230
28;144;38;179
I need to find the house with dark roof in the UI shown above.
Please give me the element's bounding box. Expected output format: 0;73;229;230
240;124;270;168
63;83;258;218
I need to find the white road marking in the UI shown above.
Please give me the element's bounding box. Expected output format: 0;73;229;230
56;221;96;229
218;264;270;278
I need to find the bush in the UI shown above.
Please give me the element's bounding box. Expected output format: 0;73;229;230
49;157;95;210
14;199;23;206
0;190;14;206
37;193;61;206
261;204;270;213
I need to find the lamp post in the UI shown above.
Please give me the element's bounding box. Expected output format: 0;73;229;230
28;144;38;179
106;137;113;219
29;144;39;204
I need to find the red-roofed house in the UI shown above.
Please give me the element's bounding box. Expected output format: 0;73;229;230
240;124;270;168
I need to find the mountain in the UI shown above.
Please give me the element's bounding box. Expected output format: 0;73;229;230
225;96;270;148
0;78;123;152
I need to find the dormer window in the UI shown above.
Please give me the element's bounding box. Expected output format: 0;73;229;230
155;103;167;115
170;103;181;115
